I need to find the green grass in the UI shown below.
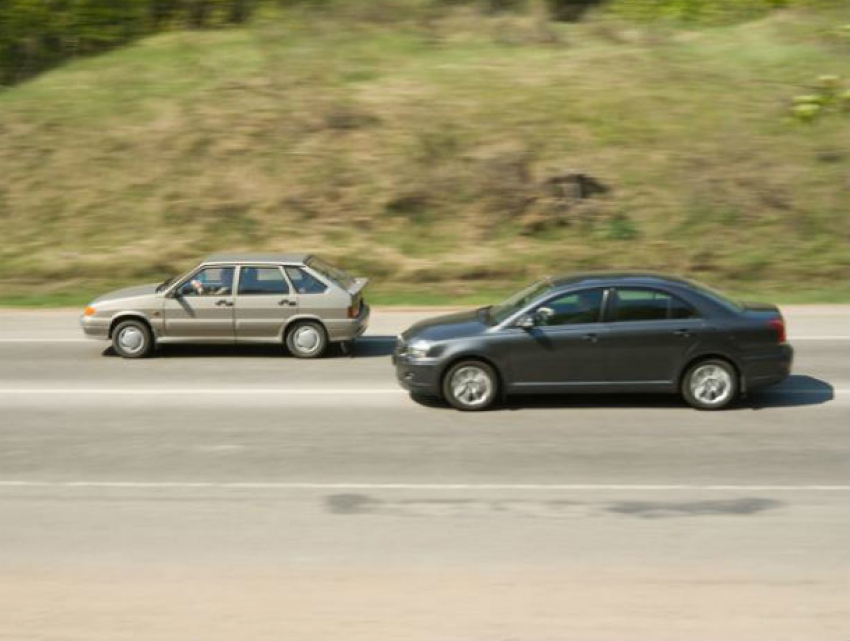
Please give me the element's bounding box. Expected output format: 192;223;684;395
1;4;848;305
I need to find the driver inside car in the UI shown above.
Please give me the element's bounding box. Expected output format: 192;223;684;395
188;269;232;296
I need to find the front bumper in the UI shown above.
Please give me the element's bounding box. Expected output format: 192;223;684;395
393;352;442;394
79;314;110;340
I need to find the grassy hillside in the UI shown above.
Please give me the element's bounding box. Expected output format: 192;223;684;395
1;3;848;305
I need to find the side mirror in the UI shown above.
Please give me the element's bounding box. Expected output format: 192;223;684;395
537;306;554;321
516;314;535;330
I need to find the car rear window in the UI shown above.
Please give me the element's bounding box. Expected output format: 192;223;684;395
306;257;356;290
687;279;744;313
285;266;328;294
609;288;699;322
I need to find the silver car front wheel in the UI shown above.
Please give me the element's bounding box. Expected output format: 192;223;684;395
111;319;154;359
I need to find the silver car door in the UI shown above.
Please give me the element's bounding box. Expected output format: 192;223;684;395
234;265;299;341
162;266;236;341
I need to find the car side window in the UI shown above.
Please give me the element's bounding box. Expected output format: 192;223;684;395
177;267;234;297
534;289;604;326
609;288;699;322
284;267;327;294
238;267;289;296
668;294;700;319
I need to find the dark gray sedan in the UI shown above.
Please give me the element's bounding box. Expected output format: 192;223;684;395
393;273;792;411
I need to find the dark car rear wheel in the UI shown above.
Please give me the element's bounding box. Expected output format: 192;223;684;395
443;360;499;411
286;321;328;358
112;319;154;359
682;358;738;410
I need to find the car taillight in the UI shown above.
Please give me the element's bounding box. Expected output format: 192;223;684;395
768;318;786;344
347;303;359;319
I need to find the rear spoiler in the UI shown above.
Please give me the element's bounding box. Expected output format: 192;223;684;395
348;277;370;296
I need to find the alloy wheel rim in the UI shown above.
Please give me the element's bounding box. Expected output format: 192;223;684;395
450;366;492;407
690;364;733;405
118;326;144;354
293;326;320;354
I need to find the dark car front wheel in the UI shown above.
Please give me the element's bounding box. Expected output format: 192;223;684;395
682;358;738;410
112;319;154;359
443;360;499;411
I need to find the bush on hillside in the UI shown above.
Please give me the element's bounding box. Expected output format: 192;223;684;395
0;0;257;85
607;0;843;25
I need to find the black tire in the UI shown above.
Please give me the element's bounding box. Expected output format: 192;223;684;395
286;321;328;359
111;319;154;359
681;358;738;410
442;359;499;411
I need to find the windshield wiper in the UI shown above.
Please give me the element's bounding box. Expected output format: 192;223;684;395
155;277;173;293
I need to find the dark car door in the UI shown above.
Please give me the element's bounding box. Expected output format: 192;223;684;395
502;288;609;390
602;287;709;386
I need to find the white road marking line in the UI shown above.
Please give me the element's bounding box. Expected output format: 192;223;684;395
0;481;847;491
0;336;848;342
0;388;842;395
0;388;405;395
0;338;88;342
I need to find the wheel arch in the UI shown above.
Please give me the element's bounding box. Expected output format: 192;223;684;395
439;353;505;399
108;313;154;339
280;315;329;342
679;353;745;394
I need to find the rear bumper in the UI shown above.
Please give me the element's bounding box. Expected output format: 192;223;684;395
393;353;442;395
742;343;793;390
326;304;370;342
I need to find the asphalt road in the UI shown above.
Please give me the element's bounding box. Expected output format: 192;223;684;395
0;306;847;641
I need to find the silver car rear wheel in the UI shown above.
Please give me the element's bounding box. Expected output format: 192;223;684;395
286;321;328;359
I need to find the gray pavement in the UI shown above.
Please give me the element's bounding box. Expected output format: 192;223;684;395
0;307;848;640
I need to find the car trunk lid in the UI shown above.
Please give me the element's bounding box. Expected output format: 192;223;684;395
741;301;786;343
347;278;369;318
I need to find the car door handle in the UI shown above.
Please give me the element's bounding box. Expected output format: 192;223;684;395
674;329;693;337
278;299;296;306
582;333;599;343
215;299;234;307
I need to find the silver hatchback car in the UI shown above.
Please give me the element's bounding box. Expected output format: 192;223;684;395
80;253;370;358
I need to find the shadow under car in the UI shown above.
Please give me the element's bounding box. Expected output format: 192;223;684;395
410;374;834;411
102;335;397;359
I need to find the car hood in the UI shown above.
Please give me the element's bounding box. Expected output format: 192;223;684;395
402;309;491;342
92;283;159;305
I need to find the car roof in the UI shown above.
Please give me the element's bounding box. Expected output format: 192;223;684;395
548;271;697;289
201;252;311;265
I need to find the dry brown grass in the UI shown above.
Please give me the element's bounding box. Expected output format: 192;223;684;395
1;4;848;304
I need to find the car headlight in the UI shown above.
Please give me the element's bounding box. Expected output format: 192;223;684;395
408;339;433;358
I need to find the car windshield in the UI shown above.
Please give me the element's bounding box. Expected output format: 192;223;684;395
306;256;356;290
489;279;555;324
155;276;174;293
687;279;744;312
